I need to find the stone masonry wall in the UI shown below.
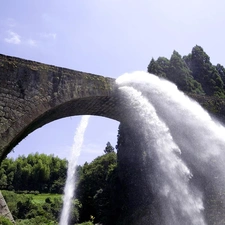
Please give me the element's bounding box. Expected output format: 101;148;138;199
0;54;123;161
1;54;225;161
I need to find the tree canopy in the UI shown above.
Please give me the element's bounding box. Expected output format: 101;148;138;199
148;45;225;97
77;151;119;224
0;143;120;224
103;141;115;154
0;153;67;193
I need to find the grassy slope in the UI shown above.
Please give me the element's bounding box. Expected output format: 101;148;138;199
26;193;62;204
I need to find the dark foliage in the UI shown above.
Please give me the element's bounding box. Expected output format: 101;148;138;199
103;141;115;154
148;45;225;97
2;190;61;223
76;152;121;225
1;144;121;224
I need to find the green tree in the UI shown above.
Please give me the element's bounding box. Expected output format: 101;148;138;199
168;50;204;94
104;142;115;154
147;58;158;75
1;153;67;193
2;190;61;223
77;152;118;224
16;197;36;219
0;216;13;225
147;57;169;78
216;64;225;88
0;170;7;187
184;45;225;97
148;46;225;97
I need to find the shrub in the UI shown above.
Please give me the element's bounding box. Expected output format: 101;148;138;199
75;222;94;225
0;216;14;225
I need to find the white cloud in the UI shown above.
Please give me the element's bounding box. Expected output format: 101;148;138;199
40;32;57;39
3;30;38;47
4;30;21;44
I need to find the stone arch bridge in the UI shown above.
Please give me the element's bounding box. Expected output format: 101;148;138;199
1;54;225;162
0;54;124;162
2;54;225;224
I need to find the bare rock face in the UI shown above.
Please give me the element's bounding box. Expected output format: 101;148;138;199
0;191;15;223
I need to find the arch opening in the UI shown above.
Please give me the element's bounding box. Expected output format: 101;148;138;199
1;95;122;162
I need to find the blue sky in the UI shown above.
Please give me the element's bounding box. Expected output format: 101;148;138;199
1;0;225;165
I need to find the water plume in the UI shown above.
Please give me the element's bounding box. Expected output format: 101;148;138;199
116;71;225;224
60;115;90;225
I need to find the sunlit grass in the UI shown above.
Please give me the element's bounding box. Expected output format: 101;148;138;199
27;193;62;204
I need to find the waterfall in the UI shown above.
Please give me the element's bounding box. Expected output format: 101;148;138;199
60;115;90;225
116;71;225;224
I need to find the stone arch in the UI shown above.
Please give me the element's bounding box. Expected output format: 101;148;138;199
0;54;123;161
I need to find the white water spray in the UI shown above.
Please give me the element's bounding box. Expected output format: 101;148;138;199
60;115;90;225
116;71;225;224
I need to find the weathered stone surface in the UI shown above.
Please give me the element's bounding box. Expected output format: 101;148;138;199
0;191;15;223
1;54;225;162
0;54;124;161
